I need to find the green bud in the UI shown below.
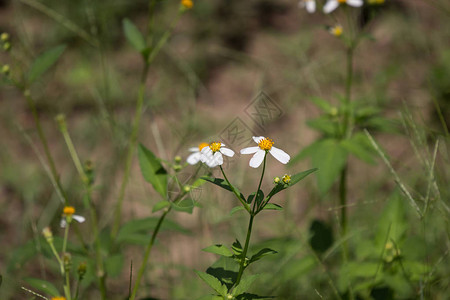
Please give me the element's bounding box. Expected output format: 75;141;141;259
0;33;9;42
55;114;67;131
77;262;87;278
183;185;191;193
329;107;338;117
174;155;182;163
174;165;182;172
1;64;10;75
63;253;72;273
42;227;53;243
2;42;11;51
273;177;280;184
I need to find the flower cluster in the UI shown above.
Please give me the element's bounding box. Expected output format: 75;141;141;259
187;136;290;168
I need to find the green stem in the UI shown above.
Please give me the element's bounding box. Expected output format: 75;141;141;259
343;46;354;139
111;62;150;239
48;241;64;274
62;219;70;255
219;166;250;213
64;270;72;300
255;153;267;212
339;167;348;241
129;208;171;300
234;214;255;288
24;91;68;205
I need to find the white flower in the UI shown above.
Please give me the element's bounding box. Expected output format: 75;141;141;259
60;206;85;228
299;0;316;13
200;142;235;168
240;136;290;168
323;0;363;14
187;142;210;165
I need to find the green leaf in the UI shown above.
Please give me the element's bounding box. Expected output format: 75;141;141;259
232;240;243;257
290;141;322;164
309;96;332;112
266;168;317;199
24;278;60;297
249;248;277;264
262;203;283;211
152;200;171;212
311;139;347;194
122;19;146;52
247;190;264;205
307;117;336;136
201;176;245;200
230;206;245;216
138;144;168;198
171;199;196;214
203;244;233;257
340;133;376;165
195;271;228;297
28;45;66;83
232;274;259;296
104;254;124;277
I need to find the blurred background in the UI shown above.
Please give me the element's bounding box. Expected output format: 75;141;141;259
0;0;449;299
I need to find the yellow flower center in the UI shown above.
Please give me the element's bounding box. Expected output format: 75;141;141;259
338;0;346;3
209;142;222;153
198;142;209;151
258;138;274;151
330;25;343;37
282;174;291;184
51;297;67;300
63;206;75;216
181;0;193;9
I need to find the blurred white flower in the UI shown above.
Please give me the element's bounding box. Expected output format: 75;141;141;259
187;142;210;165
200;142;235;168
323;0;363;14
299;0;316;13
240;136;290;168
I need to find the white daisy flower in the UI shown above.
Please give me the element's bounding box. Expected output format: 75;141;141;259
299;0;316;13
323;0;363;14
60;206;85;228
240;136;290;168
186;142;210;165
200;142;235;168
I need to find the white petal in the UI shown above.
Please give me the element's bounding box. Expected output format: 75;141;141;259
346;0;363;7
269;147;290;164
220;147;235;157
205;152;222;167
306;1;316;13
187;152;201;165
188;147;199;152
249;150;266;168
240;146;260;155
323;0;339;13
73;215;86;223
60;219;67;228
201;147;212;156
213;152;223;165
252;136;265;144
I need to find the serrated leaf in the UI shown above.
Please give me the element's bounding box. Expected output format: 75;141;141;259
28;45;66;83
230;206;245;216
138;144;168;198
152;200;171;212
262;203;283;211
311;139;347;194
249;248;277;264
232;274;259;296
123;19;146;52
24;278;60;297
203;244;233;257
195;271;228;297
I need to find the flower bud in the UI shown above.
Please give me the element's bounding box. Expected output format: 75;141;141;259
77;262;87;278
63;253;72;273
183;185;191;193
273;177;280;184
282;174;291;184
1;64;10;76
55;114;67;131
3;42;11;51
181;0;193;10
174;155;182;163
42;227;53;243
